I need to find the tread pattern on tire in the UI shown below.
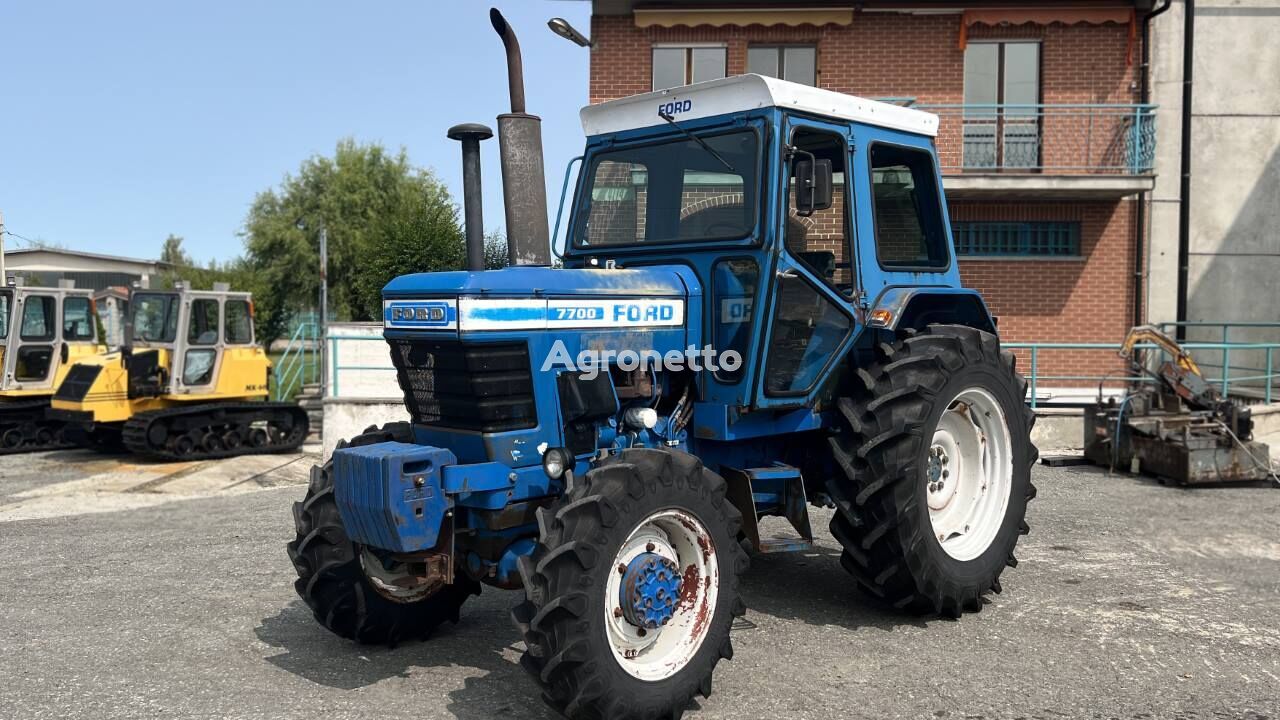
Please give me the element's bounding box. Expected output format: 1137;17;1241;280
286;422;479;645
826;324;1039;618
511;448;749;720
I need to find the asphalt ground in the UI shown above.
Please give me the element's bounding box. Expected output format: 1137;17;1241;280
0;448;1277;720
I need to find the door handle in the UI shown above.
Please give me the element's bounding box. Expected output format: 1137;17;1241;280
777;269;798;279
60;343;68;364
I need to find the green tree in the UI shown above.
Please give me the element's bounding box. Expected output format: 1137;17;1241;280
484;229;510;270
156;234;236;290
242;139;465;343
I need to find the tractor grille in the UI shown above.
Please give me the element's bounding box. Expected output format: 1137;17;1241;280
54;365;101;402
388;338;536;432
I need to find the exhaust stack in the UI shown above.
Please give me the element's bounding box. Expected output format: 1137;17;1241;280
448;123;494;272
490;8;551;266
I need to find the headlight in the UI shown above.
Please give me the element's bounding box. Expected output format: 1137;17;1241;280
542;447;573;480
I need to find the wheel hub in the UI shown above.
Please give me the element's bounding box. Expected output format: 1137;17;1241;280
925;442;957;511
619;552;682;629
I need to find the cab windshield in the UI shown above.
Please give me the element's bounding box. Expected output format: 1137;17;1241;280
129;293;179;344
574;128;759;248
0;290;10;344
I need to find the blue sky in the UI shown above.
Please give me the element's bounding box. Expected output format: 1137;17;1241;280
0;1;592;264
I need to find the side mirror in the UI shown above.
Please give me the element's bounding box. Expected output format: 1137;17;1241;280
794;158;833;217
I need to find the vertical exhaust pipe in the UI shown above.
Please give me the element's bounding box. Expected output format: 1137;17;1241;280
490;8;551;266
448;123;494;271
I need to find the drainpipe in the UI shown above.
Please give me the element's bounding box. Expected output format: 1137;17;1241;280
1175;0;1195;340
1134;0;1173;327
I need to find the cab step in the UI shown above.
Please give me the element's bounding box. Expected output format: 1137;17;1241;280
722;464;814;554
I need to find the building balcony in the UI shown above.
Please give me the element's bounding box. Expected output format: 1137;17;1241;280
912;103;1158;200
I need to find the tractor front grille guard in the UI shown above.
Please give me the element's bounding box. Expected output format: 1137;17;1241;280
388;338;537;433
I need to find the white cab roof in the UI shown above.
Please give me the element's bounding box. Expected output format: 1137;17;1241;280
580;74;939;138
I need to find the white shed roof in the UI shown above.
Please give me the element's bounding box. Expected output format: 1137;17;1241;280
580;74;939;138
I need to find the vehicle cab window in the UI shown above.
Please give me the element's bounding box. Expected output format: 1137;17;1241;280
225;300;253;344
575;129;759;249
63;296;95;341
131;294;179;344
870;143;950;269
20;296;55;341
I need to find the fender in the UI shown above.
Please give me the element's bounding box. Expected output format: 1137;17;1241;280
868;287;997;335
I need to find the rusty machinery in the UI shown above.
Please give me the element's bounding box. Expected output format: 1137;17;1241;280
1084;325;1276;486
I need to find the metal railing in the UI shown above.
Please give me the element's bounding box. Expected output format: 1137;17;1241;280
327;334;397;399
914;103;1157;175
1007;340;1280;409
271;320;319;401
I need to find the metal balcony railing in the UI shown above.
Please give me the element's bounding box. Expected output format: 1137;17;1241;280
913;103;1157;175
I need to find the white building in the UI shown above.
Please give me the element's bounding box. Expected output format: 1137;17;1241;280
4;247;164;290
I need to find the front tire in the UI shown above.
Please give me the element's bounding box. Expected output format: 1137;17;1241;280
827;325;1037;617
512;448;748;720
286;423;479;644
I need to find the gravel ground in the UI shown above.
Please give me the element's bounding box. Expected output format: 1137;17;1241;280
0;450;1277;719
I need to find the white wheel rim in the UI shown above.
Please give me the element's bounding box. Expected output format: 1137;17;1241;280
926;387;1013;562
604;508;718;681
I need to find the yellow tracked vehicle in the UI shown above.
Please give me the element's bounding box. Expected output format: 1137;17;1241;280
50;282;308;459
0;279;106;452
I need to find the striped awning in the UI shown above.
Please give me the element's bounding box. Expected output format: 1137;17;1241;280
959;7;1136;49
634;8;854;29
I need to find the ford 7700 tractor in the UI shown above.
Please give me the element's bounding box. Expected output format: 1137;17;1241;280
288;12;1036;719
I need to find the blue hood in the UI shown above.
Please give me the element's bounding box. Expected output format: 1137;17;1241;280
383;265;701;299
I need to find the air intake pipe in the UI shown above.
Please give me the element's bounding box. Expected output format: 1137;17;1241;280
490;8;551;266
448;123;494;271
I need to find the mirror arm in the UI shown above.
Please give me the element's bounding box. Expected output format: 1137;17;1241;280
790;146;818;218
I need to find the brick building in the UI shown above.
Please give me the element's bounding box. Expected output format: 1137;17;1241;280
578;0;1163;396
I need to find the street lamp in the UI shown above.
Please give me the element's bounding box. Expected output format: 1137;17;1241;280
547;17;591;47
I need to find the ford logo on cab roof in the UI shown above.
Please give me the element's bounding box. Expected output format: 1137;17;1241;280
657;99;692;117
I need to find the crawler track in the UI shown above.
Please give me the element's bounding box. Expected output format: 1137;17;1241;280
121;402;309;461
0;398;77;455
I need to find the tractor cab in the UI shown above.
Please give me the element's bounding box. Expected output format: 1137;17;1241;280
565;74;992;413
0;279;101;396
118;281;262;400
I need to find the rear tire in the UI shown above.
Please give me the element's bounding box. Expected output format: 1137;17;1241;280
827;325;1037;617
287;423;479;644
512;448;748;720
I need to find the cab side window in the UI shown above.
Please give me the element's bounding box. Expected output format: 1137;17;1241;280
224;300;253;345
188;299;220;346
871;144;950;269
63;297;95;341
20;296;56;341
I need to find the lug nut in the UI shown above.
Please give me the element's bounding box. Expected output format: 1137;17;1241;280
617;564;627;575
637;627;647;637
646;542;655;552
614;607;624;618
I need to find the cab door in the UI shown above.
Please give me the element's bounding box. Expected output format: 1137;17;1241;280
59;293;100;375
753;116;861;409
174;295;224;395
6;292;60;390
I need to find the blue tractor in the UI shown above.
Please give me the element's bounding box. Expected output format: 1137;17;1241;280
288;12;1036;719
